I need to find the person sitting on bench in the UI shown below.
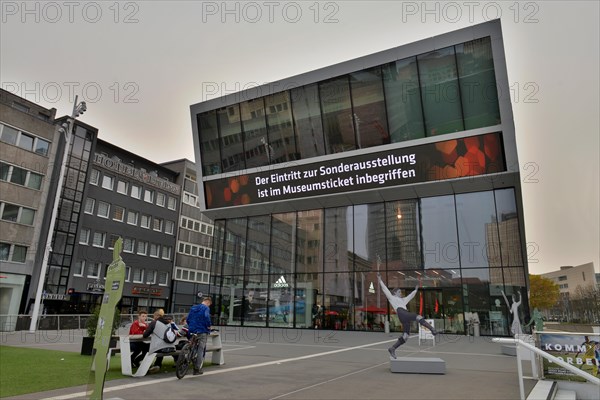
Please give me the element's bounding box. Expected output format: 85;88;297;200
143;309;176;373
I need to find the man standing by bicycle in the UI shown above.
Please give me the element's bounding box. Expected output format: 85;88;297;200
186;296;213;375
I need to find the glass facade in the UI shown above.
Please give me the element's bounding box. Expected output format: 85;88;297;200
209;188;526;335
197;37;500;177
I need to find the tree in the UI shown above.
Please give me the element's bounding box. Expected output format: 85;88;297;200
528;274;560;310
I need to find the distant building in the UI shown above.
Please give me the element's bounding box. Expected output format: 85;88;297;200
0;89;62;330
541;262;598;322
160;158;214;313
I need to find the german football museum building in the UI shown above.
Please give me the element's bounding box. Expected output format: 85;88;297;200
190;20;529;336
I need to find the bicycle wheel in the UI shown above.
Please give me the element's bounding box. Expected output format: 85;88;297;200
175;344;192;379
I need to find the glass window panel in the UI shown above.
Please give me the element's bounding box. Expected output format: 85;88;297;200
102;175;114;190
320;77;356;153
1;125;19;145
382;57;425;142
322;272;353;330
131;184;141;199
0;243;9;261
167;196;177;210
112;205;124;221
90;169;100;185
296;209;323;274
351;204;385;274
9;166;26;185
12;245;27;262
456;37;501;129
218;105;245;172
271;213;295;275
461;268;505;336
221;218;247;275
418;46;464;135
246;215;271;275
1;204;19;221
34;138;50;156
79;228;90;244
17;133;34;151
295;271;323;329
97;201;110;218
242;274;271;326
141;214;151;228
385;200;421;269
198;110;221;176
0;162;9;181
350;67;389;149
156;192;165;207
84;198;95;214
144;189;154;203
291;84;326;159
456;191;497;268
27;172;43;190
127;210;138;225
20;207;35;225
265;91;297;163
421;195;459;269
241;99;269;169
117;180;128;194
323;207;352;272
494;189;524;266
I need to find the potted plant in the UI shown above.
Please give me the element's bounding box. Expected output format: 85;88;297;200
81;306;121;355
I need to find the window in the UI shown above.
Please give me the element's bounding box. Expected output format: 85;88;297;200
158;271;169;285
97;201;110;218
167;196;177;210
88;262;101;278
108;234;119;249
165;220;174;235
117;180;128;194
146;270;157;284
0;123;50;155
79;228;90;244
162;245;172;260
137;241;148;255
123;237;135;253
0;203;36;225
149;243;159;258
74;260;85;276
0;162;44;190
183;192;197;206
90;169;100;185
84;198;95;214
112;205;125;222
144;189;154;203
127;210;138;225
125;266;131;282
92;232;106;247
131;184;142;199
153;217;163;232
0;242;28;263
133;268;144;283
156;192;166;207
141;214;151;229
101;175;114;190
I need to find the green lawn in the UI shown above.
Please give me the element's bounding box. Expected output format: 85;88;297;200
0;346;176;398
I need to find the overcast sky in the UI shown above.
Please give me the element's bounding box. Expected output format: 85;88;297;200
2;1;598;275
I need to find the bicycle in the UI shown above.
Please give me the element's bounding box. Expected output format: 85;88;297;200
175;333;202;379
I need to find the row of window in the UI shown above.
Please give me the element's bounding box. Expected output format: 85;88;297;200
0;202;36;225
78;229;173;260
177;240;212;260
0;123;51;157
181;216;214;236
83;197;175;234
90;168;178;210
174;266;210;284
0;161;44;190
0;242;28;263
198;36;500;176
73;259;169;285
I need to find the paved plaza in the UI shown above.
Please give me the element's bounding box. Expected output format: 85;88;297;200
1;327;537;400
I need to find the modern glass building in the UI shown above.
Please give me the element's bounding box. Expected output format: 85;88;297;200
190;20;529;336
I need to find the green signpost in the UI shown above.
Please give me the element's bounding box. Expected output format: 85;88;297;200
88;237;126;400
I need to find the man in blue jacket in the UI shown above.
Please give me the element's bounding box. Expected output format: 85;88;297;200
186;296;213;375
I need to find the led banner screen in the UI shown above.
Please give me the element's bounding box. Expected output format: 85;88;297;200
204;132;505;209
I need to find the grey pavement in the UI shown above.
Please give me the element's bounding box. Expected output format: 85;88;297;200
1;328;536;400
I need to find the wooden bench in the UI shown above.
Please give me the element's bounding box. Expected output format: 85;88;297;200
119;332;224;377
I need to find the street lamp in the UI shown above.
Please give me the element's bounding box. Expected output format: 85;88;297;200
29;96;87;332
